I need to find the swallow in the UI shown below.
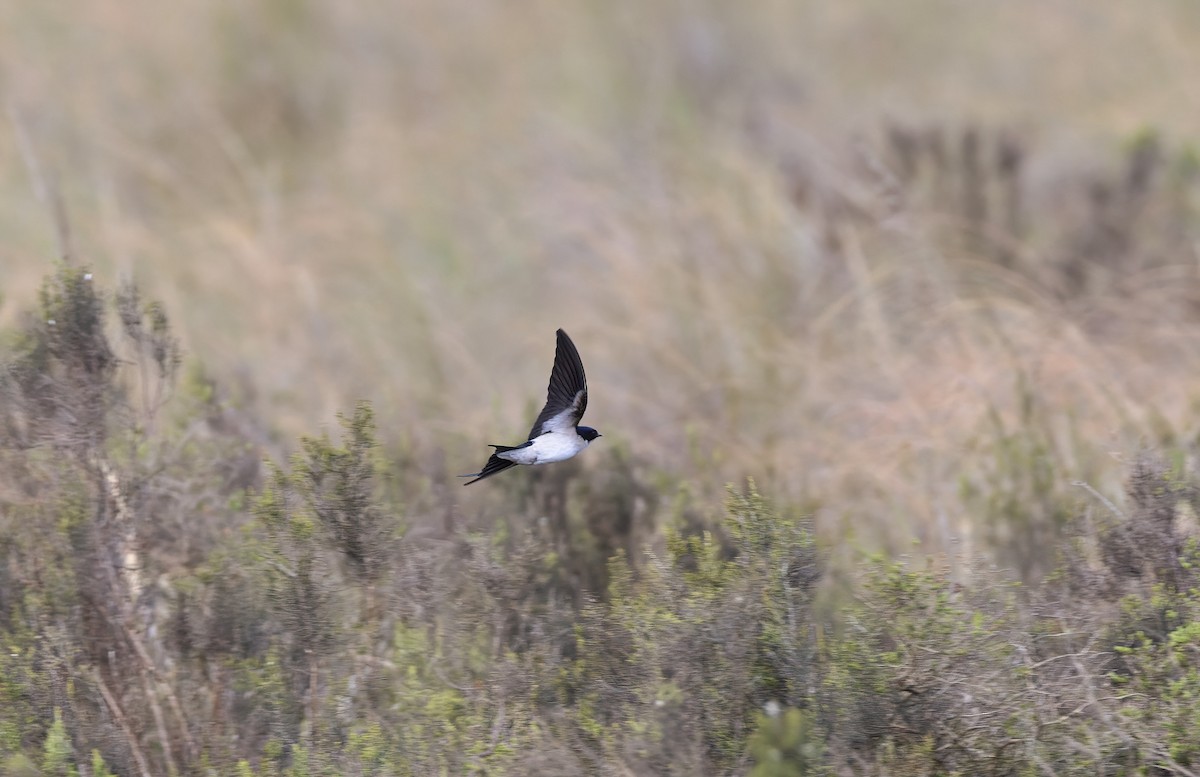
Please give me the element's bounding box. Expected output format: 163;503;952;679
461;329;601;485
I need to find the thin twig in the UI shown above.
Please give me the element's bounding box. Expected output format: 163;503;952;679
1072;480;1126;521
138;667;180;777
91;668;154;777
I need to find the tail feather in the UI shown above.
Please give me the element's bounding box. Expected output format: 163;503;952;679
461;441;533;485
460;440;532;485
460;456;517;485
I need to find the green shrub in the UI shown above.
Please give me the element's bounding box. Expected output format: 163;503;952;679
7;266;1200;775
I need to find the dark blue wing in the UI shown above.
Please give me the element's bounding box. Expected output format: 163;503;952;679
526;329;588;439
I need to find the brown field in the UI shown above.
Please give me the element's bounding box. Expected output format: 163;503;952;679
4;3;1200;774
4;2;1200;531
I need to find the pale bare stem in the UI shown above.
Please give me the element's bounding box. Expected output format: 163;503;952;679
159;677;197;765
139;669;180;777
97;458;142;601
91;667;154;777
1071;480;1127;522
432;663;473;693
1059;735;1105;765
1149;748;1200;777
101;544;189;771
1024;647;1106;671
114;614;192;760
1070;653;1135;747
1039;694;1142;728
266;558;299;578
353;654;397;671
93;454;198;765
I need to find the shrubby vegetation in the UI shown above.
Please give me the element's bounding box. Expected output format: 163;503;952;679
5;2;1200;774
3;266;1200;775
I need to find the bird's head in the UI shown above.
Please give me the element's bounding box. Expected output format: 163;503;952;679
577;426;602;442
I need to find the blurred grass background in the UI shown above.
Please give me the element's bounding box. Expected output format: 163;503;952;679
3;0;1200;558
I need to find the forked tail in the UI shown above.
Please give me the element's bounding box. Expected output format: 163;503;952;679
459;441;531;485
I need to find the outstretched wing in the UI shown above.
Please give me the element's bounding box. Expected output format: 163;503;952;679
527;329;588;439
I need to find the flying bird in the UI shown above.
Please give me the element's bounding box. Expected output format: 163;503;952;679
461;329;601;485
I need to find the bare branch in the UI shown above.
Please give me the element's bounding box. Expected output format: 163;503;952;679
90;668;154;777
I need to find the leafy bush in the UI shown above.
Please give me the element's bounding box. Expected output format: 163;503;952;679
5;267;1200;775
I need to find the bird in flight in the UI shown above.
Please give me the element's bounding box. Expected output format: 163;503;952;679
461;329;601;485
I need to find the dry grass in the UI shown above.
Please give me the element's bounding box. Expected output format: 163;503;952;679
3;0;1200;556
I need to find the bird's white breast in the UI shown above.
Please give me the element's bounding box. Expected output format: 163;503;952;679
499;431;588;465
